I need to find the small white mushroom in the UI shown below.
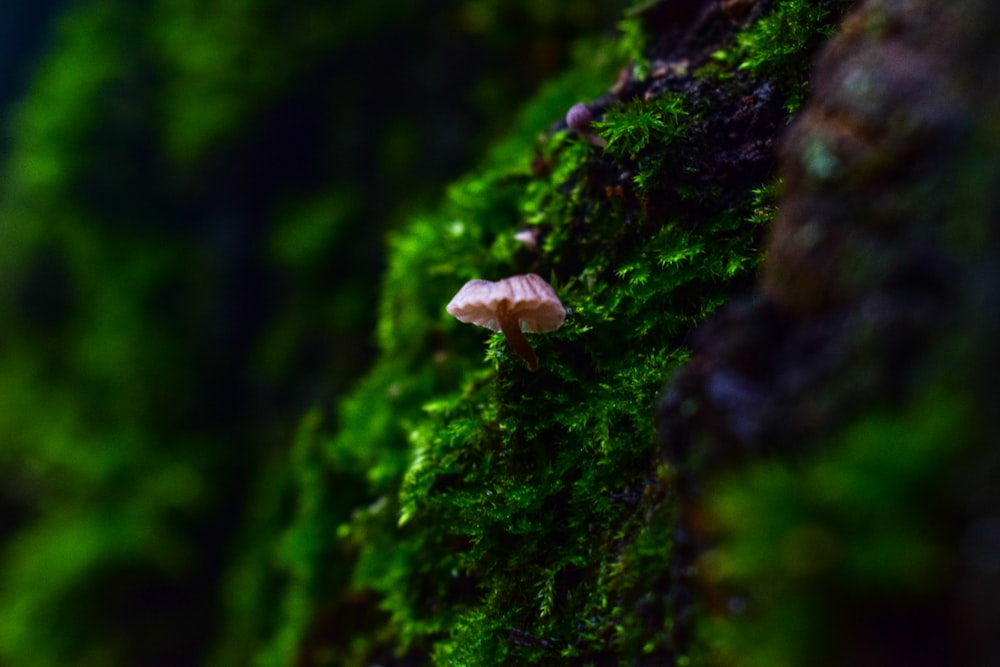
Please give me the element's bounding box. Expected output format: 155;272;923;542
446;273;566;371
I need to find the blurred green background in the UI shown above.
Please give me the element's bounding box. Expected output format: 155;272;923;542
0;1;626;664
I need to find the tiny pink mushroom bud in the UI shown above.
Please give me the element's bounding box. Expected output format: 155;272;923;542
565;102;607;147
446;273;566;372
513;228;540;251
565;102;594;131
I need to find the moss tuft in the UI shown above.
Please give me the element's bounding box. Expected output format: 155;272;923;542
703;0;854;112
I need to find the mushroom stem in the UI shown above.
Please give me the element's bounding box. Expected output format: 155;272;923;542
497;302;539;372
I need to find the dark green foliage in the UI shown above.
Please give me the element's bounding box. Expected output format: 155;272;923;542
0;0;626;665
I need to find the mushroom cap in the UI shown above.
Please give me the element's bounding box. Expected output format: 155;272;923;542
446;273;566;333
565;102;594;132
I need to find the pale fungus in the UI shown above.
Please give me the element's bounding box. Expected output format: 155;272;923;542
565;102;594;131
565;102;607;147
513;228;540;251
446;273;566;372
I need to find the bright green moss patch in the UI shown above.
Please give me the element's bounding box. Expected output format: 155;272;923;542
252;0;855;662
595;94;688;161
702;0;852;112
733;0;836;76
327;62;776;662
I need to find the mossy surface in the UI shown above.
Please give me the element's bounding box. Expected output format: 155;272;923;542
320;1;855;663
11;0;991;665
333;127;765;664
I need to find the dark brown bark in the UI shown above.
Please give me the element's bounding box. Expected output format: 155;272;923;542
657;0;1000;664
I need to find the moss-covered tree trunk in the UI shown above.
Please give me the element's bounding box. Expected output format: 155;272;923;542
317;0;856;664
318;0;1000;665
3;0;997;665
659;0;1000;665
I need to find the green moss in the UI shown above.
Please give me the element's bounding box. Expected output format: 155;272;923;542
594;94;688;161
328;37;776;661
0;0;677;664
616;11;650;81
0;0;839;660
733;0;835;75
701;0;850;112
